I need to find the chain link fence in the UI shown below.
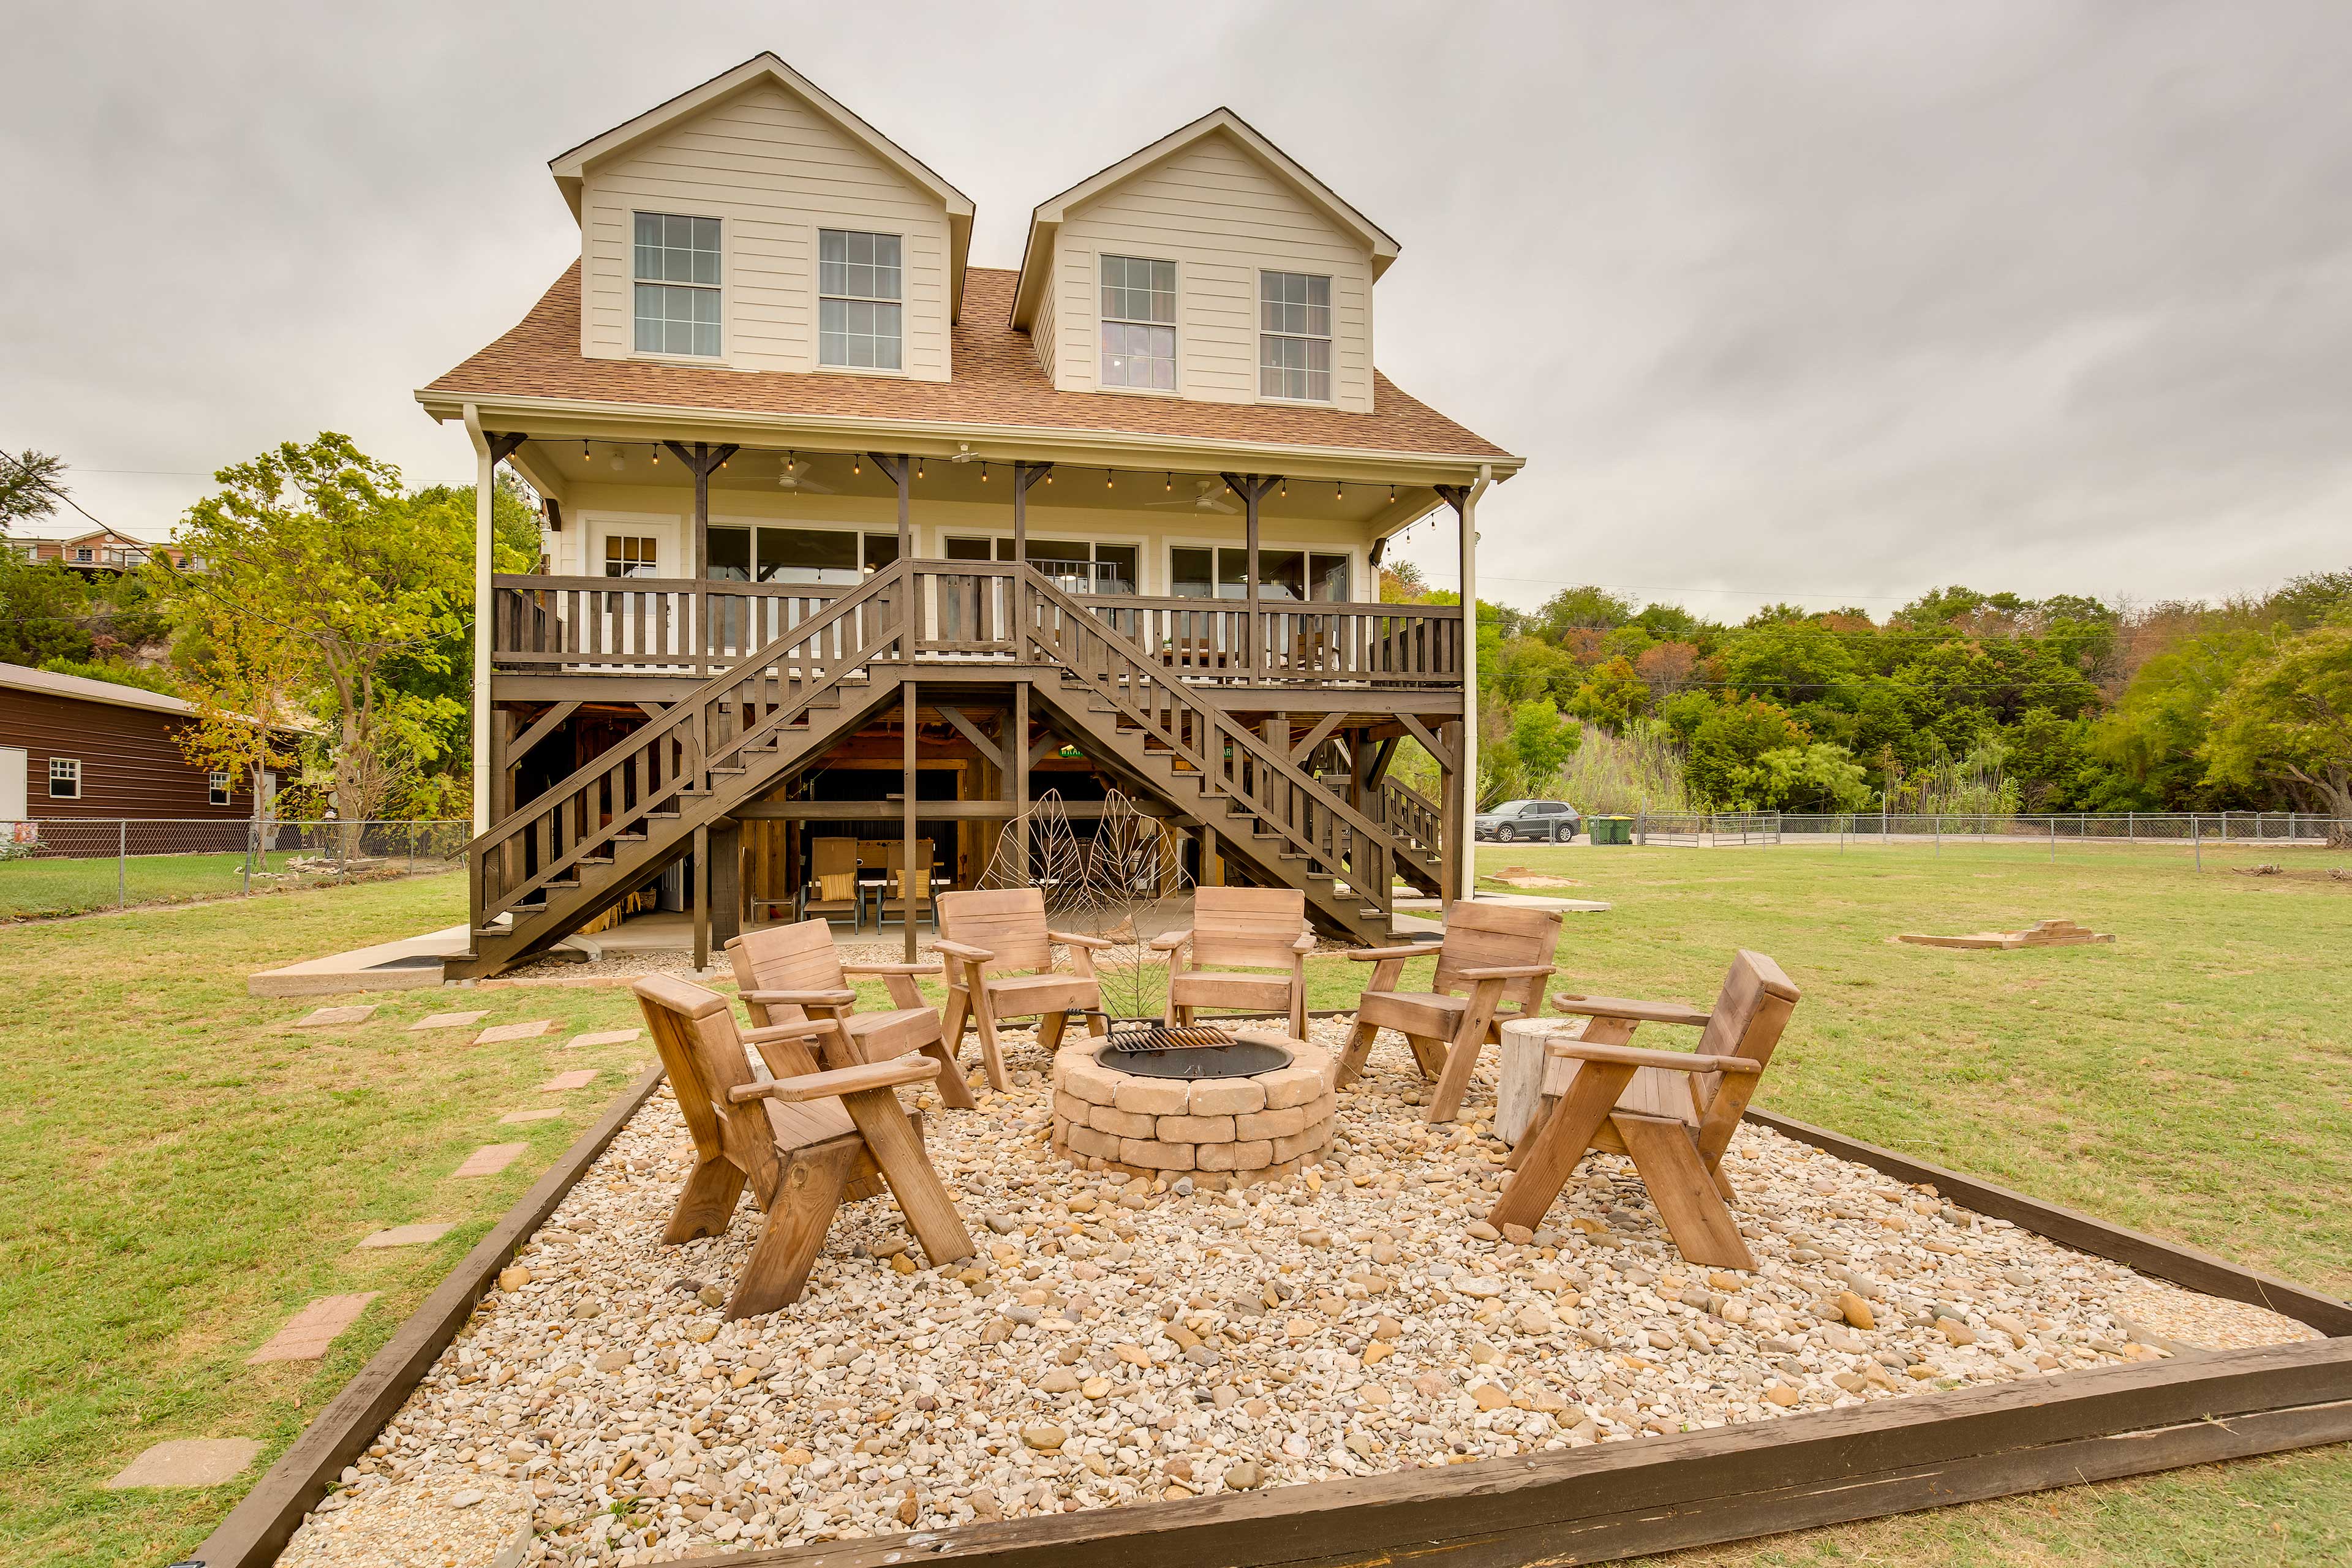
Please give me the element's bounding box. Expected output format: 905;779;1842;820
1;819;470;920
1614;810;2349;860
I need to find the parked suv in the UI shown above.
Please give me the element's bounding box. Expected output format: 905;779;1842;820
1474;799;1583;843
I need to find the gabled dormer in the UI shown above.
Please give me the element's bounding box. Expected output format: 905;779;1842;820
550;54;974;382
1009;108;1398;413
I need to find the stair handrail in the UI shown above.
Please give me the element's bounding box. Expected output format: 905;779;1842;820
467;560;907;854
1381;776;1445;859
1015;567;1405;916
468;562;908;925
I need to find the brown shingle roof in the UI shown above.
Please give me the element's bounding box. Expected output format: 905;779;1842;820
421;264;1513;463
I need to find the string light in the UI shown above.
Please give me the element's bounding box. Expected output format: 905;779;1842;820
1046;469;1054;484
1389;483;1396;502
1279;478;1287;497
1335;479;1343;500
650;448;660;465
581;440;590;459
853;455;862;476
981;462;989;484
1164;472;1172;491
1105;469;1114;489
916;458;925;480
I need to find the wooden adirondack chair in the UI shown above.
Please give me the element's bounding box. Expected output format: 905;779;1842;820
1337;902;1561;1123
1487;949;1801;1271
724;918;976;1111
633;973;974;1317
796;837;861;927
1152;885;1314;1039
934;888;1109;1091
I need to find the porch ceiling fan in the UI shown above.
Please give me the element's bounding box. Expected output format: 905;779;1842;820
1147;477;1238;514
776;452;837;494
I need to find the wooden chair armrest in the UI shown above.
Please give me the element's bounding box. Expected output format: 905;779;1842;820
1148;929;1193;952
1352;943;1442;962
742;1018;843;1045
1455;963;1555;981
1048;929;1115;949
729;1055;940;1103
1291;930;1318;954
840;963;933;978
1550;993;1711;1027
933;939;995;962
1543;1039;1764;1074
742;988;857;1008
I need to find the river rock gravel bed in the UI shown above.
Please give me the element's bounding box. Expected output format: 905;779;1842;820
276;1018;2318;1567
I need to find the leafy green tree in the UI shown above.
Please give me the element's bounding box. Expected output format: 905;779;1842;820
1719;622;1859;707
0;553;97;666
1479;698;1582;807
1684;697;1807;808
1528;584;1635;643
2201;625;2352;839
0;448;67;530
1567;655;1650;732
169;434;477;828
1750;742;1874;811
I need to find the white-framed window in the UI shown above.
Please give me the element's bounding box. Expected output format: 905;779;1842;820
1259;270;1332;402
603;536;659;578
1171;546;1352;601
1099;255;1177;390
633;212;722;357
48;757;81;798
706;526;898;586
818;229;903;370
209;771;232;805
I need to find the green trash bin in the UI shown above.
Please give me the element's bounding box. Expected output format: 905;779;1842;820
1589;815;1633;845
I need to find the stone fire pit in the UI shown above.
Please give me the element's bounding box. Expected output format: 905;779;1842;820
1049;1030;1338;1183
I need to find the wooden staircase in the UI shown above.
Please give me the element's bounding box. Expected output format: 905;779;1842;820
447;566;914;979
452;561;1448;975
1014;572;1411;946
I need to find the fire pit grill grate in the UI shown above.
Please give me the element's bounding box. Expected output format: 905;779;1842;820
1099;1023;1238;1055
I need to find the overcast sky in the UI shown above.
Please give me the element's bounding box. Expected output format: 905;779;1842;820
6;1;2348;620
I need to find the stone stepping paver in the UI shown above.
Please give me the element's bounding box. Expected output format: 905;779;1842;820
357;1223;454;1250
565;1028;641;1049
453;1143;528;1178
106;1437;263;1489
247;1292;379;1363
472;1019;552;1045
499;1107;564;1125
537;1069;599;1094
294;1005;376;1028
410;1010;489;1032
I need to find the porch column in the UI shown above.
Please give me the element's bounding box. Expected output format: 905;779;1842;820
462;407;494;834
1012;681;1030;880
709;820;742;947
1221;474;1280;685
1437;469;1493;903
664;442;739;673
902;682;919;962
1012;461;1052;571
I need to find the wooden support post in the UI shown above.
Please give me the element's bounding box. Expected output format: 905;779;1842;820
665;441;739;674
708;819;742;947
1012;681;1030;882
1435;475;1489;903
1221;473;1280;685
902;681;919;963
1201;821;1219;887
1439;718;1465;910
693;822;710;972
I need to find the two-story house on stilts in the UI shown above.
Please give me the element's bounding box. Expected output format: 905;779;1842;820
419;54;1520;978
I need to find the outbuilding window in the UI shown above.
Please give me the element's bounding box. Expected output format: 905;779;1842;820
49;757;81;797
209;772;233;805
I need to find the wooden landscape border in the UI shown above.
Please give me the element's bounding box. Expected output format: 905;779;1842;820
191;1082;2352;1568
186;1064;667;1568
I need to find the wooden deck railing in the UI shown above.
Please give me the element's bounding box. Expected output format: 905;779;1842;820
490;568;1463;687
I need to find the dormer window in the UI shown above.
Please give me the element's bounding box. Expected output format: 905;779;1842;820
819;229;902;370
633;213;722;356
1259;270;1332;402
1099;255;1177;390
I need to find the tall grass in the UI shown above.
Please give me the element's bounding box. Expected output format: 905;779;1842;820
1551;720;1695;813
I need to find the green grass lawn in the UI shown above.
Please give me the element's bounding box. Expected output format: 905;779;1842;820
2;843;2346;1566
0;851;442;921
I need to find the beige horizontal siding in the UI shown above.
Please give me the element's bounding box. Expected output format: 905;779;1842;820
578;81;951;382
1054;131;1375;413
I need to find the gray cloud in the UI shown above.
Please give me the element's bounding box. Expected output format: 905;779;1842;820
4;1;2346;618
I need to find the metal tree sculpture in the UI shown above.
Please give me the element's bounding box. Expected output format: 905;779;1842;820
980;788;1193;1020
